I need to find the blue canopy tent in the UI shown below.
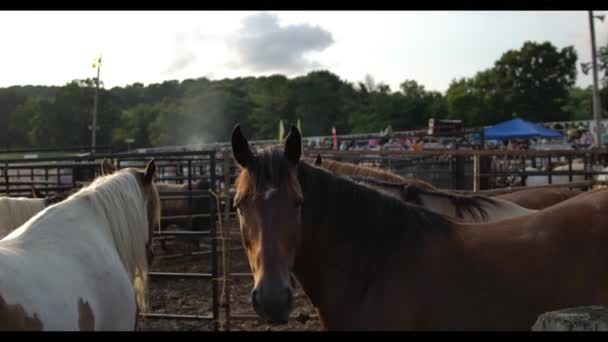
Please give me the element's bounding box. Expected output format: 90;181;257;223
483;118;563;140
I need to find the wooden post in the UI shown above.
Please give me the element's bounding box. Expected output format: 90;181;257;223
473;153;480;192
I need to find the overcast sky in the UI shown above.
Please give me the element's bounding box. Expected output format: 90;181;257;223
0;11;606;93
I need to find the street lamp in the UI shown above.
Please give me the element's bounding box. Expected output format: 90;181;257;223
90;55;102;153
588;11;604;147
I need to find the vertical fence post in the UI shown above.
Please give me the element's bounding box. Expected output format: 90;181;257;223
568;155;573;183
547;156;553;185
4;162;9;195
222;150;232;331
473;153;480;192
208;150;219;331
584;154;590;181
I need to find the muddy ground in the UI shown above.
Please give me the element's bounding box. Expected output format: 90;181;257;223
137;227;322;331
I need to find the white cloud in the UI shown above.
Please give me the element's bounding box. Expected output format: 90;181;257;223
225;12;334;74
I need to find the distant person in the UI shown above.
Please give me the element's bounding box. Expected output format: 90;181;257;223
411;138;423;152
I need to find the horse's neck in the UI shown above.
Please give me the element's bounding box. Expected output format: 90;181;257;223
293;220;371;329
294;164;429;328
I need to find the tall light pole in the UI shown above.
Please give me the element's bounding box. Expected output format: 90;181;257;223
589;11;604;147
90;55;102;153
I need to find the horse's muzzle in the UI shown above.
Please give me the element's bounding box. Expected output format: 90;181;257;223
251;283;293;324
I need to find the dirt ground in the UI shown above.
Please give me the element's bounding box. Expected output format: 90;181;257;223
137;228;322;331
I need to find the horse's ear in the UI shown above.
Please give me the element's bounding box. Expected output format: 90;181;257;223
144;159;156;184
314;154;322;166
284;125;302;166
101;159;116;175
231;123;254;168
31;185;44;199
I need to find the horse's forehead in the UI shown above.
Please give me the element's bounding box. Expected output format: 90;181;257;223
0;293;43;331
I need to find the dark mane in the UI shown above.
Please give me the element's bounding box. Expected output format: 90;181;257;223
347;176;498;220
296;160;453;247
402;185;499;220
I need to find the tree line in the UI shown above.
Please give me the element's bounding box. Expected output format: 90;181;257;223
0;40;607;150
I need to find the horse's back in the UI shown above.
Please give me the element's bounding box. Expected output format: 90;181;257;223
0;211;138;331
495;187;583;210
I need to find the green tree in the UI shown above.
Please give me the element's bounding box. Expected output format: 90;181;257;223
0;89;26;149
447;41;577;126
493;41;577;122
8;98;40;148
288;70;352;136
562;87;593;121
248;75;290;139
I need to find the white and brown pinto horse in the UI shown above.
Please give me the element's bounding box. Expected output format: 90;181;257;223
0;159;160;331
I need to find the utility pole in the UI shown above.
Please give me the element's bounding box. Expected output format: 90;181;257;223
589;11;604;147
90;55;102;153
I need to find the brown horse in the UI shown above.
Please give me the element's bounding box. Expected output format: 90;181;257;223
232;123;608;330
493;187;583;210
314;155;534;223
309;154;436;190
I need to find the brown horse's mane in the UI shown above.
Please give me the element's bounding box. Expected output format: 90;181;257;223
400;184;499;220
347;176;497;220
312;157;437;190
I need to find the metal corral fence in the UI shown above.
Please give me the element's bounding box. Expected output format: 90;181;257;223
306;148;608;191
4;147;608;331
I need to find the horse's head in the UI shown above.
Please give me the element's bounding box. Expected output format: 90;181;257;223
100;159;160;265
231;123;303;324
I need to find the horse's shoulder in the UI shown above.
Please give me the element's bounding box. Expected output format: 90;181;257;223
0;292;44;331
